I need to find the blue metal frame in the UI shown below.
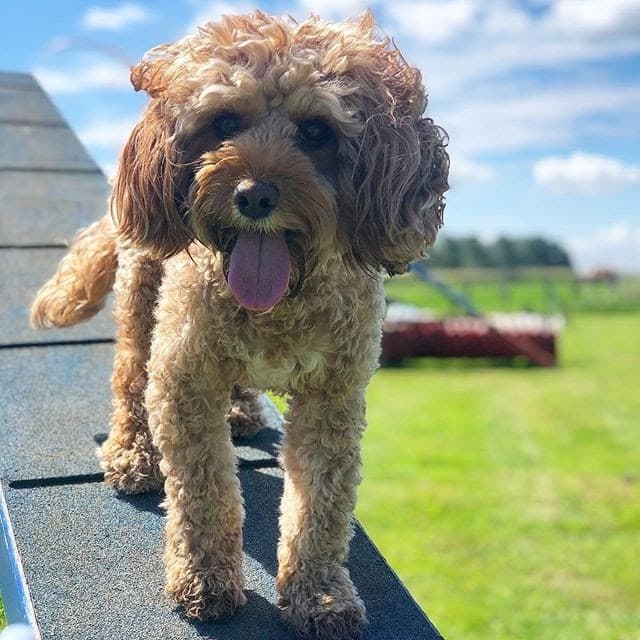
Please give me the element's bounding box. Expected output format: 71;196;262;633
0;481;39;638
409;261;482;316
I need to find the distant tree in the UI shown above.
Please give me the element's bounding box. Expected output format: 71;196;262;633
528;237;551;265
493;236;519;268
513;237;572;267
429;237;462;267
459;237;493;267
541;240;571;267
427;235;572;269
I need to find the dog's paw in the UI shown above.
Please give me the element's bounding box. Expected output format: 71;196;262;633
278;570;367;640
167;567;246;620
98;440;163;494
227;388;269;438
227;404;265;439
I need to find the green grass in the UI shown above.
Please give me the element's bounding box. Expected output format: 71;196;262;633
357;311;640;639
0;600;4;628
385;271;640;315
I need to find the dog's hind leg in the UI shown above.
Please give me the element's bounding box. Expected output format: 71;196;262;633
98;248;164;494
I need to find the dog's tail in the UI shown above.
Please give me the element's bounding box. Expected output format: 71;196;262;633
30;215;118;328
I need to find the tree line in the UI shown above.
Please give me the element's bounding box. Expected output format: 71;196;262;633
427;236;572;269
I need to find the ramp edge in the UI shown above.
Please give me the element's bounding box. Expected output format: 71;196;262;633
0;482;40;638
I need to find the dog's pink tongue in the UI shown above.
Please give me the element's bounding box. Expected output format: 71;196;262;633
228;231;290;311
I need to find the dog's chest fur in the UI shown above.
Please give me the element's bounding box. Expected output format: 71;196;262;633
157;248;386;395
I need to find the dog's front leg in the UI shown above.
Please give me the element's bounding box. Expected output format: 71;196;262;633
278;390;367;640
145;347;245;620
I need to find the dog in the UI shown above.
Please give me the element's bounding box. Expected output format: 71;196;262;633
31;11;449;639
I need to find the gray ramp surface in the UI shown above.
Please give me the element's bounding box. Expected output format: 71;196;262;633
0;84;63;124
0;171;109;246
3;470;441;640
0;71;99;176
0;344;112;479
0;123;99;172
0;73;443;639
0;250;114;346
0;74;37;88
0;344;282;480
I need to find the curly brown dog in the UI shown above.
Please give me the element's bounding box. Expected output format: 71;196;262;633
31;11;448;639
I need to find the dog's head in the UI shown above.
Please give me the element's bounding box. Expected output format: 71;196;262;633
112;11;449;310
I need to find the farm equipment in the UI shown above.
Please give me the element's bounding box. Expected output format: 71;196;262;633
381;262;562;366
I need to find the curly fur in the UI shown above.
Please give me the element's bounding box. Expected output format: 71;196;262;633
31;11;448;639
30;216;117;328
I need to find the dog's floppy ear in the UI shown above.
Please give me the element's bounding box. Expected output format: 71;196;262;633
340;42;450;275
110;49;192;257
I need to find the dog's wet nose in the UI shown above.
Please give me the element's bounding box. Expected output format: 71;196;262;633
234;180;280;220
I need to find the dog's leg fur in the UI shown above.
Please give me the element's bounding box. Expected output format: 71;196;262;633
145;303;246;619
277;390;367;640
99;248;164;493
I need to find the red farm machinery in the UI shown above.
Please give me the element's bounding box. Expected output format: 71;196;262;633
381;262;562;367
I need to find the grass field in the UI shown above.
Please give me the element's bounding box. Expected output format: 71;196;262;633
386;270;640;315
358;310;640;639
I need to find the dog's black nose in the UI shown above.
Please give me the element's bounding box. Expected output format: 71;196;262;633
234;180;280;220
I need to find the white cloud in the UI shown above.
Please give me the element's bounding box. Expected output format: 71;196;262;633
78;117;137;149
383;0;640;188
185;2;252;34
533;152;640;194
440;84;640;159
77;117;138;180
99;161;119;180
449;156;496;186
602;221;640;247
296;0;371;20
546;0;640;37
34;61;130;94
386;0;477;44
82;3;150;31
395;0;640;99
568;220;640;271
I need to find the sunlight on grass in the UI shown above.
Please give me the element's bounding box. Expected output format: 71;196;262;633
357;313;640;640
385;271;640;315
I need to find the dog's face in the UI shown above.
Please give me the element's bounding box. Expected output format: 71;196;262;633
112;11;449;310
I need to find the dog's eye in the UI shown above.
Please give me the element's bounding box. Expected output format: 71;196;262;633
297;119;333;148
213;113;242;140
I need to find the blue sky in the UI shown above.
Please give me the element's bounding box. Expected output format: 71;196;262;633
3;1;640;271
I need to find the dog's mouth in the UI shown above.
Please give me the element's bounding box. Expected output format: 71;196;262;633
227;230;291;311
209;224;309;311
